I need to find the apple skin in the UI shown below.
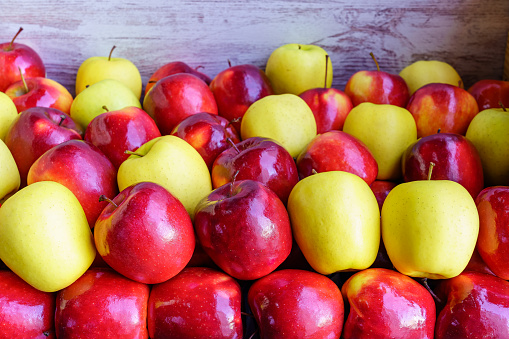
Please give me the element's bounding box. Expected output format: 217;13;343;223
171;112;240;170
5;77;73;114
299;87;353;133
0;270;56;339
94;182;195;284
341;268;436;339
209;63;274;131
84;106;161;169
4;107;82;187
296;130;378;186
434;271;509;339
211;137;299;204
402;132;484;198
247;269;344;339
463;248;495;276
55;268;149;339
475;186;509;280
406;83;479;138
143;73;218;135
148;267;243;339
27;139;118;228
145;61;212;96
194;179;292;280
467;79;509;111
370;180;398;211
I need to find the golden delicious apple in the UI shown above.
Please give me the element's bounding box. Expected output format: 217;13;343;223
0;181;96;292
287;171;380;275
240;94;317;158
0;138;20;202
342;103;417;181
399;60;463;95
0;92;17;141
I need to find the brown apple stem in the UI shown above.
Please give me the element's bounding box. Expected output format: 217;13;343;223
108;45;116;61
420;278;442;304
298;44;302;50
241;311;255;318
99;195;118;208
124;150;144;157
102;105;109;112
247;329;258;339
500;101;507;111
370;52;380;72
195;65;205;71
323;54;329;88
227;137;241;154
311;169;318;175
9;27;23;50
427;162;436;181
230;170;240;197
227;59;232;68
18;67;28;94
58;115;66;127
225;117;241;130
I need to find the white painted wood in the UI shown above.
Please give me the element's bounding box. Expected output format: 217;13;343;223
1;0;508;96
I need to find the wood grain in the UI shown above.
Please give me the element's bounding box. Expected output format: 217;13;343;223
1;0;508;96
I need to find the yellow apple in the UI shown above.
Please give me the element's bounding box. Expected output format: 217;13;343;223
0;91;17;141
0;181;96;292
0;138;20;202
75;46;142;99
70;78;142;130
342;102;417;180
287;171;380;275
381;179;479;279
117;135;212;217
265;43;333;95
399;60;463;95
466;108;509;186
240;94;317;158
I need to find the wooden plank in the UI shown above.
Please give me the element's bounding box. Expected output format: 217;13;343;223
1;0;508;96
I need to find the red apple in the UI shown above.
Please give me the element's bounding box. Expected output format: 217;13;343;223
247;269;344;339
211;137;299;204
143;73;218;135
145;61;212;96
209;63;273;131
434;271;509;338
27;139;118;227
0;270;56;339
296;130;378;185
463;248;495;276
5;77;73;114
94;182;195;284
342;268;436;338
406;83;479;138
467;79;509;111
55;268;149;338
171;112;240;170
148;267;243;338
4;107;82;187
84;106;161;169
0;27;45;92
370;180;398;211
402;132;484;198
299;87;353;133
194;179;292;280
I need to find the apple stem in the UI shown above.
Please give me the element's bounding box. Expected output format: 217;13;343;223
227;137;241;154
298;44;302;50
227;59;232;68
18;67;28;94
311;168;318;175
419;278;442;304
229;170;240;197
58;115;66;127
195;65;205;71
9;27;23;50
427;162;436;181
102;105;109;112
225;117;240;130
324;55;329;88
437;128;441;133
241;311;255;318
99;195;118;208
370;52;380;72
247;329;258;339
124;150;144;157
108;45;116;61
500;101;507;112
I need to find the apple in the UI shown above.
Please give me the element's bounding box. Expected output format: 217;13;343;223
434;271;509;338
143;73;218;135
240;94;317;158
27;139;118;227
84;106;161;169
343;102;417;181
381;170;479;279
145;61;212;96
75;45;143;99
402;132;484;198
467;79;509;110
344;52;410;107
171;112;240;170
4;107;82;187
55;267;149;338
299;87;353;133
406;83;479;138
211;136;299;204
117;135;212;217
370;180;398;211
5;76;73;114
209;63;273;131
0;92;17;140
265;43;333;95
287;171;380;274
70;78;142;130
247;269;344;339
148;267;243;338
0;181;96;292
295;130;378;185
0;138;20;202
341;268;436;338
194;179;292;280
399;59;463;95
0;27;45;92
463;247;495;276
0;270;56;338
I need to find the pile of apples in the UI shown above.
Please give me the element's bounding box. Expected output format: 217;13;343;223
1;27;509;339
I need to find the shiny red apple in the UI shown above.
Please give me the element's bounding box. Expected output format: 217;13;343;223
467;79;509;111
145;61;212;96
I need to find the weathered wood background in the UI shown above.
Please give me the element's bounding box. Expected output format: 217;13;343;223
1;0;508;97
